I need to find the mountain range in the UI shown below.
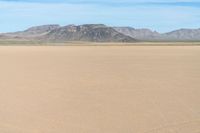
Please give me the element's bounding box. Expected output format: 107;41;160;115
0;24;200;42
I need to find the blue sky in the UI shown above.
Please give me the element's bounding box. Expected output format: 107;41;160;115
0;0;200;33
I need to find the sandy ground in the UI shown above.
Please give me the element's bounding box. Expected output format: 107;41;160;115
0;46;199;133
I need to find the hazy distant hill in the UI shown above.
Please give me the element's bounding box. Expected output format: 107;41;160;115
114;27;160;40
0;25;60;39
22;24;60;35
114;27;200;41
162;29;200;41
0;24;200;42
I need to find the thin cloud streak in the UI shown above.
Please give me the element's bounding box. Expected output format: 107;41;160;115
0;0;200;7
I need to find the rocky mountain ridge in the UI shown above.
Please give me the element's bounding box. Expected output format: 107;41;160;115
1;24;200;42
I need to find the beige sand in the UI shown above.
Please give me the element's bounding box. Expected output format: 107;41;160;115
0;45;200;133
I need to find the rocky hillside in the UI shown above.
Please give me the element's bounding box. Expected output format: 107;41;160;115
43;24;136;42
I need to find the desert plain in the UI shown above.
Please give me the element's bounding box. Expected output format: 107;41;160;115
0;44;200;133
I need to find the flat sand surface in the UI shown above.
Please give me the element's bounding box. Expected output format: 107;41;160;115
0;46;200;133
